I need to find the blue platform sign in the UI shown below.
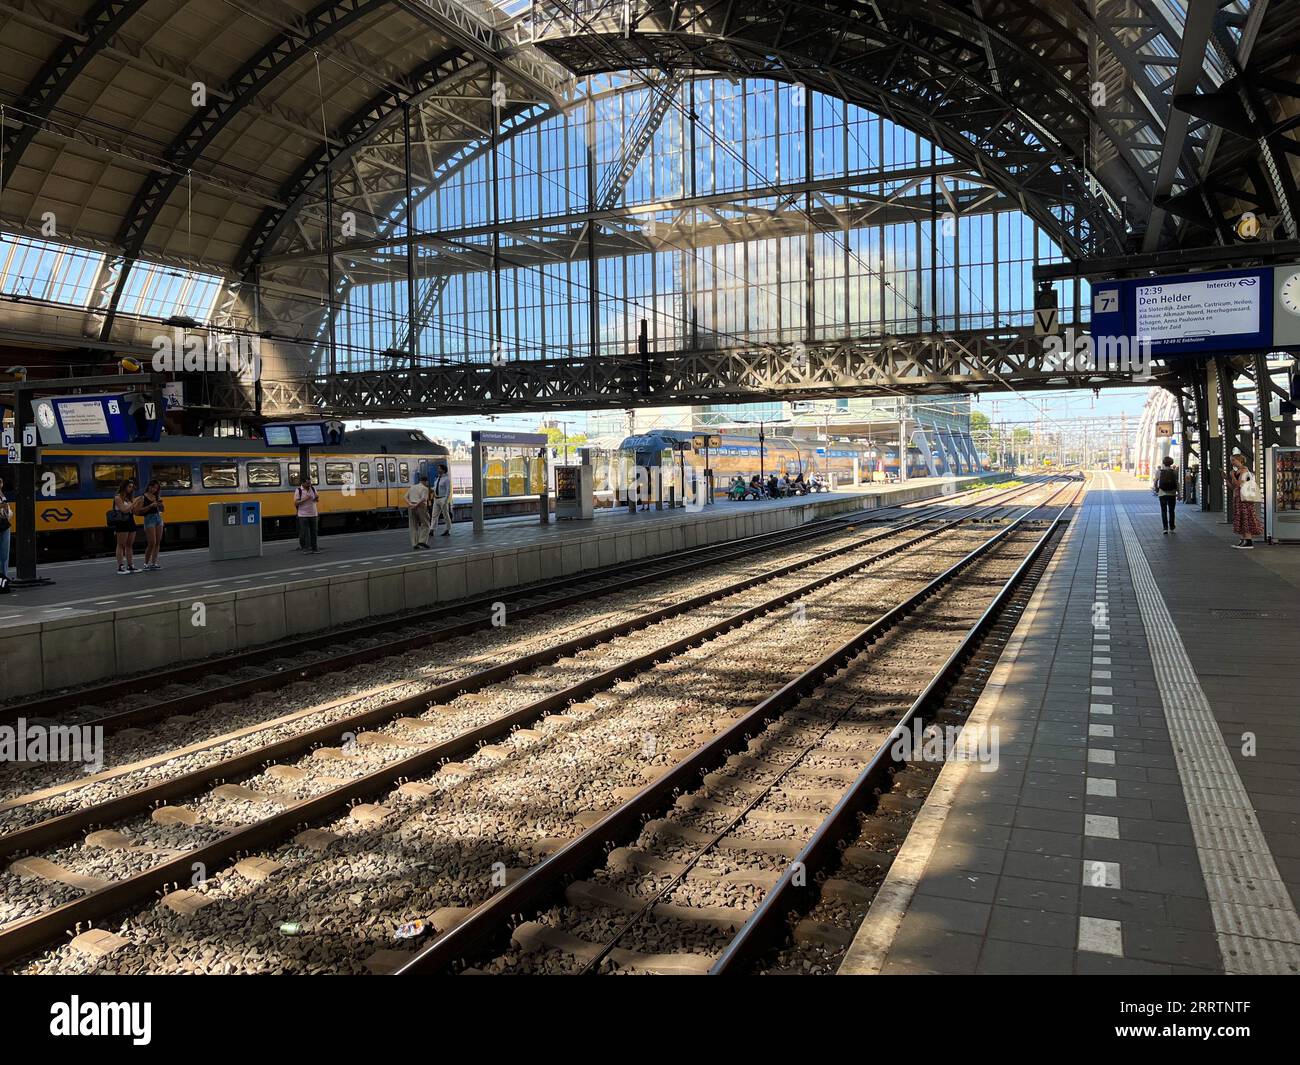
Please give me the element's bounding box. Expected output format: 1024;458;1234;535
1090;268;1273;356
43;393;162;443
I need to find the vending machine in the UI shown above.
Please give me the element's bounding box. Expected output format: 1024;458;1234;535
1265;445;1300;543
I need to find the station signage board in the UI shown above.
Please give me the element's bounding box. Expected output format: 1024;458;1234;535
32;393;163;445
471;430;547;446
1090;264;1300;356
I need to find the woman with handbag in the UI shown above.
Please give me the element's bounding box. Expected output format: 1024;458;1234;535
111;477;140;573
1230;453;1264;549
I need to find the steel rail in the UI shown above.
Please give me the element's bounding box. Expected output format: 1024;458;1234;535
1;512;859;726
2;483;1019;729
0;491;1045;963
708;480;1082;973
0;487;1032;861
392;481;1071;974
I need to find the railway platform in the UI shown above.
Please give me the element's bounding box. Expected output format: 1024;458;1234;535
0;475;990;697
840;472;1300;976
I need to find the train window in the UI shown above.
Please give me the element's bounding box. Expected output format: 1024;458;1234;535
376;462;386;484
387;460;397;484
38;463;80;492
247;462;282;488
325;461;353;486
288;463;319;486
358;462;371;486
201;463;239;489
93;462;137;489
399;462;409;483
151;463;192;489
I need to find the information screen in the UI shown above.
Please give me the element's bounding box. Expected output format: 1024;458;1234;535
294;423;324;445
56;399;110;438
263;425;293;446
1091;268;1273;356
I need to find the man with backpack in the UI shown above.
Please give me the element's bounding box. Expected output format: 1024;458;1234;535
1152;456;1179;533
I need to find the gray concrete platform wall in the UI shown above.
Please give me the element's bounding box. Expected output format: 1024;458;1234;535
5;476;1000;698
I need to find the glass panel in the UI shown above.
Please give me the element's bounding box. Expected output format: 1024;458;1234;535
39;463;81;492
150;463;193;489
325;462;353;486
247;462;283;487
201;463;239;488
93;463;137;489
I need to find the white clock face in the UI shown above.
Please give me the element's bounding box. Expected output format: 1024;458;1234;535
36;403;55;429
1282;271;1300;316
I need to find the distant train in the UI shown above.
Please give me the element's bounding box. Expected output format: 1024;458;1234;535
8;428;451;559
599;430;963;496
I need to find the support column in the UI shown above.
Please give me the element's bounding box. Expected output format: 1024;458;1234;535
1196;366;1223;513
471;443;485;534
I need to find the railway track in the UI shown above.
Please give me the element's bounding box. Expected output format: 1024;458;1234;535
0;482;1046;828
1;479;1069;973
395;479;1083;975
2;481;1029;735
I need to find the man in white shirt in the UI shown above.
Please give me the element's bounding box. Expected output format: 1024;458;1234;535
431;464;453;537
405;474;431;549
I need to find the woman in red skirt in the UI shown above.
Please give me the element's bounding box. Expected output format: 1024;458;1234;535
1230;453;1264;549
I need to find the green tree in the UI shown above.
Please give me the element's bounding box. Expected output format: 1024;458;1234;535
970;409;991;432
540;426;588;451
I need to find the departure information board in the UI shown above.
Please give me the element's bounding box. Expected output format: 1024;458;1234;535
1090;268;1273;355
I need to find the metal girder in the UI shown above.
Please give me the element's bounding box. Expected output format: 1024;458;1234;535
596;70;686;209
230;326;1154;418
96;0;391;343
263;161;1003;267
391;0;573;105
234;49;481;277
527;0;1132;259
1142;0;1220;250
0;0;149;188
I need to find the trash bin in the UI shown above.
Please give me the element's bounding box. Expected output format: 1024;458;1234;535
209;501;263;560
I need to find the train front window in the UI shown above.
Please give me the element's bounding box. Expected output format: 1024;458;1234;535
151;463;192;489
39;463;80;492
201;463;239;489
93;463;137;489
247;462;282;487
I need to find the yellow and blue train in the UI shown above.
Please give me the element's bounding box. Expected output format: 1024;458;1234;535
8;428;451;559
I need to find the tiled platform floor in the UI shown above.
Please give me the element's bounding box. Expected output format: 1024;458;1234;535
840;472;1300;975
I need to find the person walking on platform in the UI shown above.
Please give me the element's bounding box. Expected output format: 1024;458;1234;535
1230;453;1264;549
1152;456;1178;533
294;476;320;553
430;463;453;538
406;473;431;549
